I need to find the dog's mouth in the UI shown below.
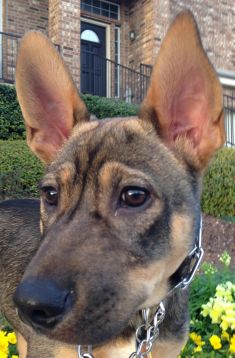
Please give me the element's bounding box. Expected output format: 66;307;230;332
18;302;137;346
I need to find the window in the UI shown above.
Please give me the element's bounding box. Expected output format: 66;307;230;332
81;29;100;43
81;0;120;20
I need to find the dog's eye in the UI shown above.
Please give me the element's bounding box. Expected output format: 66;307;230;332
120;187;149;207
41;186;58;206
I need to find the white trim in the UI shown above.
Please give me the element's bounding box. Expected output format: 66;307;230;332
0;0;2;78
81;17;111;97
217;69;235;89
219;77;235;88
114;26;120;98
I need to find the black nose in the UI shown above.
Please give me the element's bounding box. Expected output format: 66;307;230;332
14;278;73;330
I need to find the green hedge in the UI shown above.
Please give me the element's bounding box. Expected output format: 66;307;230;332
0;140;43;199
201;148;235;219
0;84;138;140
0;84;25;140
0;139;234;220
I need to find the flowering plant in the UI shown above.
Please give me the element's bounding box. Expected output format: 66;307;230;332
0;328;18;358
180;251;235;357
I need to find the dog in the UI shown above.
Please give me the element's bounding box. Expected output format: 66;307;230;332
0;10;225;358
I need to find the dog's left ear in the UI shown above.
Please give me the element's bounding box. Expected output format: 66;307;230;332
141;11;225;169
16;31;89;163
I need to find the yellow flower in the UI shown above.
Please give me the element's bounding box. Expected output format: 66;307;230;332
194;346;202;353
0;331;8;357
219;251;231;267
0;351;8;358
190;332;205;347
7;331;17;344
230;335;235;353
12;356;19;358
209;335;222;350
221;331;230;341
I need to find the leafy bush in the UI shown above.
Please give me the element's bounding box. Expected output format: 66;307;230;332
0;140;43;199
81;94;138;118
181;252;235;357
0;84;25;140
201;148;235;219
0;84;139;140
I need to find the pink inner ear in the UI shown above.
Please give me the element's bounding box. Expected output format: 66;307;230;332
33;82;73;142
168;72;209;148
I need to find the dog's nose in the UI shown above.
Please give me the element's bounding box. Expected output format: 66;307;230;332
14;278;72;329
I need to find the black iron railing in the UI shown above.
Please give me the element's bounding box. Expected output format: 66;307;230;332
0;31;21;83
0;32;60;84
81;51;150;104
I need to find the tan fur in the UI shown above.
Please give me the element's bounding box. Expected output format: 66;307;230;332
152;337;188;357
164;213;193;278
16;332;27;358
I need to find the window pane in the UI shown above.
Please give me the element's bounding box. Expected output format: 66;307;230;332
110;11;118;19
101;2;109;10
93;6;101;15
83;4;92;11
81;29;100;43
101;9;109;17
110;4;118;12
93;0;101;7
81;0;119;20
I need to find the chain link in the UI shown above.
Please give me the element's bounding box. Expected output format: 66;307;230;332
129;301;165;358
78;345;94;358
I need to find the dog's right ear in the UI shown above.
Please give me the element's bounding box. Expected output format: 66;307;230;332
16;31;89;163
141;11;225;170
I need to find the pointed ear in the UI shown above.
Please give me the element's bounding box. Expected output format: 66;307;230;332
141;11;225;169
16;31;89;163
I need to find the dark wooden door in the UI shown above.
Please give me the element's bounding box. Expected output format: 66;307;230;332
81;22;106;97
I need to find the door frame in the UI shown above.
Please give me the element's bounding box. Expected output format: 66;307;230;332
81;17;111;97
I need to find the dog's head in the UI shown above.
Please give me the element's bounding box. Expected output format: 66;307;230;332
14;11;224;345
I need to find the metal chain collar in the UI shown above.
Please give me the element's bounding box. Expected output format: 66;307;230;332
77;303;165;358
78;345;94;358
129;302;165;358
78;217;203;358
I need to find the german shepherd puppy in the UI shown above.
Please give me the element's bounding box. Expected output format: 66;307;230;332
0;10;225;358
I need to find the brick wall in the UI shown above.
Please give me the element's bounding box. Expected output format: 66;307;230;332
49;0;81;86
169;0;235;71
122;0;235;73
126;0;155;72
2;0;48;81
3;0;48;34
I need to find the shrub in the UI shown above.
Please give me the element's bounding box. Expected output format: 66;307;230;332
181;252;235;357
0;84;139;140
0;84;25;140
0;140;43;199
81;94;139;118
201;148;235;219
